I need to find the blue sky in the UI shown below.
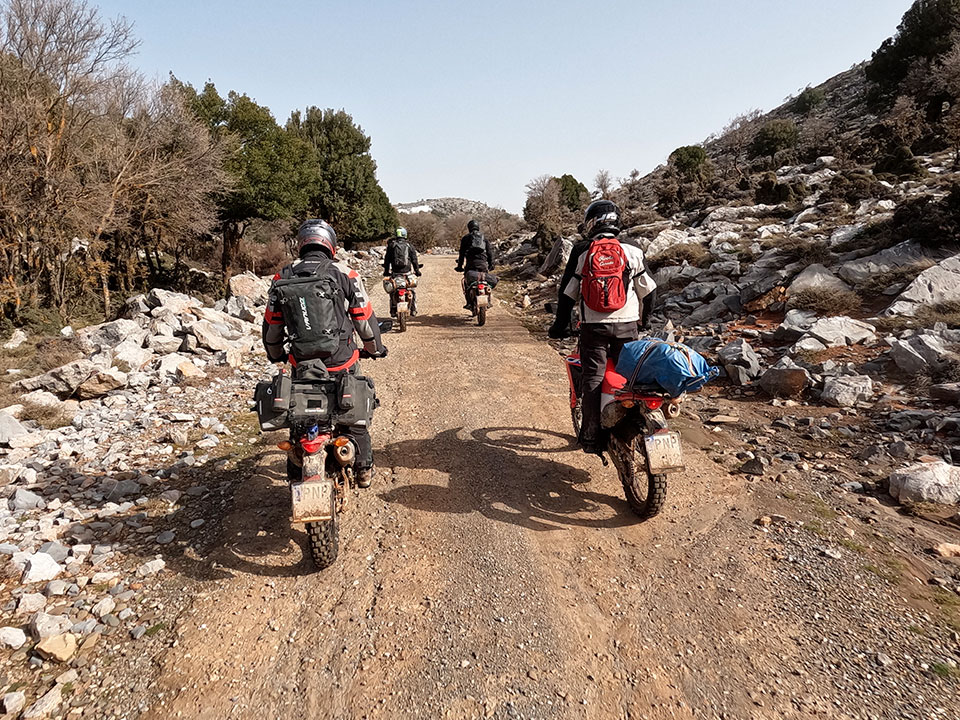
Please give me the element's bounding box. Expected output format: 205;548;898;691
96;0;913;212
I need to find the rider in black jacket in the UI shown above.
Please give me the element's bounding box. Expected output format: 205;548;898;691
263;220;387;487
455;219;498;308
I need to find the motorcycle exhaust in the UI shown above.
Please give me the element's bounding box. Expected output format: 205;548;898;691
333;437;355;466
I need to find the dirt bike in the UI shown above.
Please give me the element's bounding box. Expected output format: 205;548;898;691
465;274;493;326
564;349;685;519
257;325;390;570
383;274;418;332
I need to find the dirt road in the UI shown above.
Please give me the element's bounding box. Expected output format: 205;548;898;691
140;257;959;720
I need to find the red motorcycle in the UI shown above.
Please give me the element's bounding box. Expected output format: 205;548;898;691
383;275;417;332
465;275;493;326
564;351;684;518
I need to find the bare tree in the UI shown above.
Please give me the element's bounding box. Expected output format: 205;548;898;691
0;0;223;319
594;169;613;198
523;175;563;247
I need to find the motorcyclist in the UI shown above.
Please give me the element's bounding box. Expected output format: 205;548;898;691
548;200;656;455
383;227;421;317
263;219;388;487
455;219;498;309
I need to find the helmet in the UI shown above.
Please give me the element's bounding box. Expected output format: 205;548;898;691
297;219;337;256
467;219;480;233
582;200;621;238
396;227;407;239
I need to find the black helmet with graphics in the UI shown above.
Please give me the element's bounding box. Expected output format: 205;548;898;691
582;200;621;238
297;219;337;257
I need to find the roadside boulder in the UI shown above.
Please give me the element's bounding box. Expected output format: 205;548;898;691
0;411;27;446
75;319;147;354
146;288;200;315
773;308;818;342
3;329;27;350
886;254;960;316
111;338;153;373
807;316;876;347
76;367;127;400
718;339;762;384
787;264;850;295
227;272;271;305
760;366;810;397
889;461;960;505
21;553;62;584
821;375;874;407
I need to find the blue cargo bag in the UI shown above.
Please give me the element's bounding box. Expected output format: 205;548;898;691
615;339;719;397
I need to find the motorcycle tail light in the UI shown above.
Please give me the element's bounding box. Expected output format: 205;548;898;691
478;284;485;292
276;440;293;451
642;397;664;411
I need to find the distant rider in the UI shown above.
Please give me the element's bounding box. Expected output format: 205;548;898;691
263;219;388;487
548;200;656;455
383;227;421;317
455;219;498;308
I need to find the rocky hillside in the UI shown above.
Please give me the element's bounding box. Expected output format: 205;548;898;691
501;142;960;510
396;197;495;219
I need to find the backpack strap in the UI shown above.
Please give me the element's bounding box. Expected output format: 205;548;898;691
627;340;666;388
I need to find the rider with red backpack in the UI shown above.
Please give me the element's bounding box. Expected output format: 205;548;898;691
548;200;656;455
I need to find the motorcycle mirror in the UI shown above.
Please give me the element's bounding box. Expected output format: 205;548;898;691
378;319;394;332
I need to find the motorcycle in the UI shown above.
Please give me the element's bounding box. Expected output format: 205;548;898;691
465;273;493;326
564;348;685;519
383;274;417;332
255;321;391;570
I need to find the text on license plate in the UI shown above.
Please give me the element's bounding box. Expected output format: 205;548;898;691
644;432;684;474
291;480;334;522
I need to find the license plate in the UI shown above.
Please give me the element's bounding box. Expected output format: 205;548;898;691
476;295;489;307
397;301;408;313
644;432;684;473
291;479;334;522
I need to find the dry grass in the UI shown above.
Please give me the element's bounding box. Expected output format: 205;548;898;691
874;302;960;333
648;243;711;272
765;237;832;265
856;260;934;295
20;401;74;429
789;288;863;316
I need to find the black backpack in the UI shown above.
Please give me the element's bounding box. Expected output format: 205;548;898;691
469;232;486;252
271;259;348;359
390;240;411;271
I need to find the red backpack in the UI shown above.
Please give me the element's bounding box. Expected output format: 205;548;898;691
580;238;628;312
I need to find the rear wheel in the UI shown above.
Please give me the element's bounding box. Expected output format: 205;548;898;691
305;518;339;569
477;306;486;326
398;310;407;332
571;397;582;439
609;435;667;519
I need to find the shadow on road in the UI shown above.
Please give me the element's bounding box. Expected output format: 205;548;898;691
379;426;642;531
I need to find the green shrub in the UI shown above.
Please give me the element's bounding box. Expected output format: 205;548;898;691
669;146;712;185
754;172;806;204
874;145;926;179
866;0;960;97
792;87;826;114
748;120;799;159
820;170;890;204
888;182;960;247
